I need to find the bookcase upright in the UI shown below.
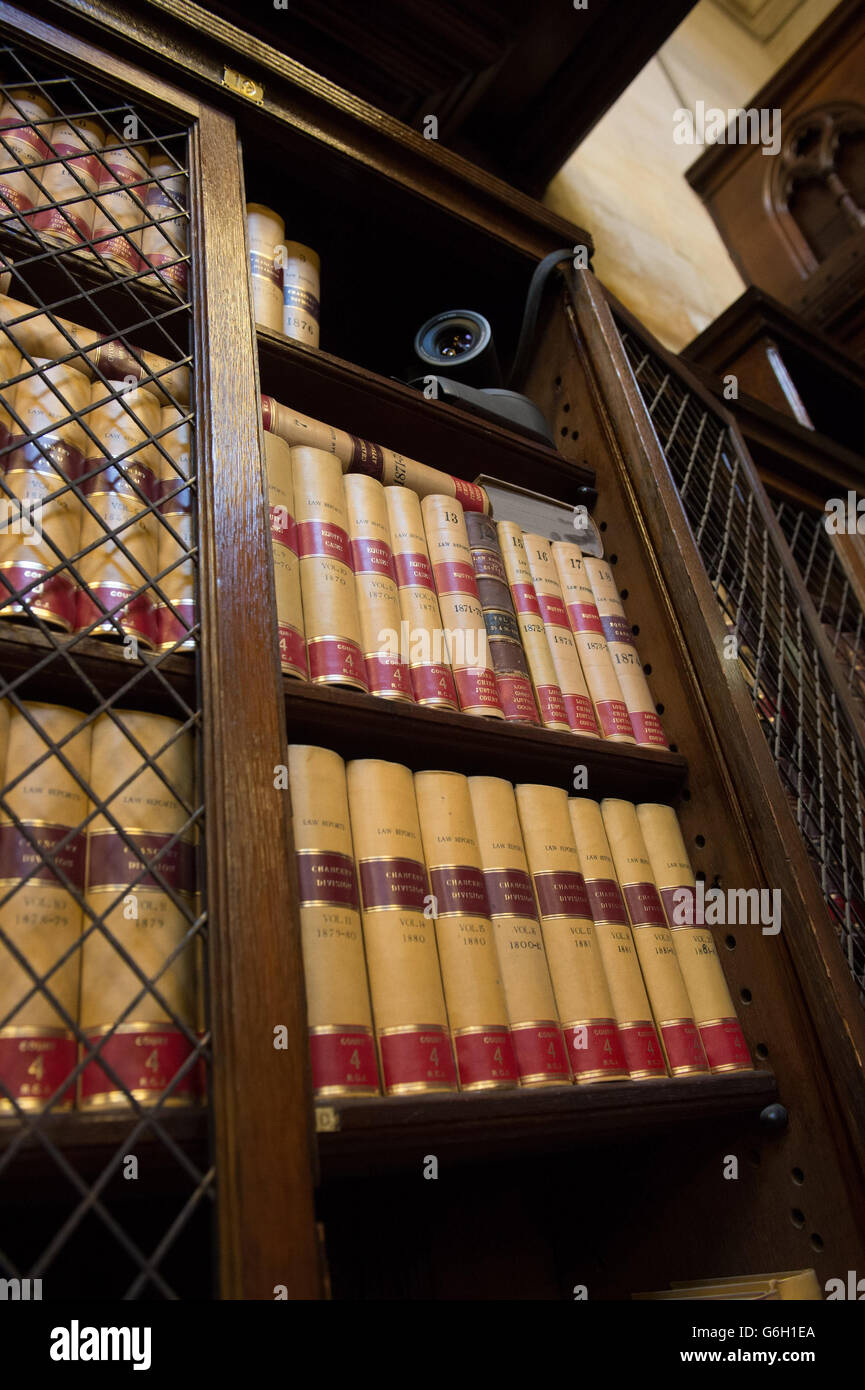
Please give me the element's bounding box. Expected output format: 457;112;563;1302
1;0;864;1301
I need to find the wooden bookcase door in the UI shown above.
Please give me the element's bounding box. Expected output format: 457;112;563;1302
0;1;320;1300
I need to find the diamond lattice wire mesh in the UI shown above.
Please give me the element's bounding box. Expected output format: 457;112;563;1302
774;499;865;725
0;41;213;1300
617;323;865;1000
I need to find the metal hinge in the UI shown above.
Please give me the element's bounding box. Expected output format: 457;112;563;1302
222;66;264;105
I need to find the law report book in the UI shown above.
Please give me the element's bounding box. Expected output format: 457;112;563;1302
582;556;668;749
637;802;752;1073
263;426;306;679
567;797;667;1079
384;485;458;709
421;495;504;719
600;798;709;1076
0;700;90;1113
464;511;539;725
515;783;629;1082
415;770;518;1089
496;520;570;732
291;445;368;692
346;758;457;1095
468;776;570;1085
552;540;635;743
343;473;412;701
522;533;599;737
288;745;379;1097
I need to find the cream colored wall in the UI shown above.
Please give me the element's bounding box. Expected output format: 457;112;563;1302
544;0;840;350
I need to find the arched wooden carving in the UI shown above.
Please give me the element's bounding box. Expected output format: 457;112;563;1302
766;103;865;277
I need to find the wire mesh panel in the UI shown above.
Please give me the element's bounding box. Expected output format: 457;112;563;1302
774;499;865;726
0;37;212;1299
617;320;865;1001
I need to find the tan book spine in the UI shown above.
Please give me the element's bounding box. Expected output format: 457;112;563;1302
263;430;305;678
601;798;709;1075
260;396;489;513
415;770;517;1089
468;776;570;1085
567;797;666;1079
0;358;90;632
384;486;458;709
80;709;200;1108
246;203;285;331
279;240;320;347
0;340;21;449
515;783;629;1081
288;746;379;1096
76;382;160;648
30;115;104;247
0;86;56;227
291;445;368;691
0;701;90;1112
523;532;599;737
583;556;668;748
553;541;636;743
140;151;188;293
496;520;571;731
343;473;412;701
347;759;457;1094
154;406;196;652
421;495;504;718
637;802;752;1073
90;140;150;276
465;512;539;725
0;292;189;408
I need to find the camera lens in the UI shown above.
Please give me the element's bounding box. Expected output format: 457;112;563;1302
435;327;475;357
413;310;500;387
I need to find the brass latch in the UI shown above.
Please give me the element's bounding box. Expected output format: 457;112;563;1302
222;66;264;106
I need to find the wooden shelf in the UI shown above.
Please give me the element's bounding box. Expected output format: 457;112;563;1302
0;1106;209;1183
283;677;688;799
0;224;189;364
0;618;196;714
257;327;596;504
316;1071;779;1176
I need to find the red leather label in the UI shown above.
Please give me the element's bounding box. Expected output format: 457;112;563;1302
453;1028;518;1087
309;1030;379;1094
379;1028;457;1092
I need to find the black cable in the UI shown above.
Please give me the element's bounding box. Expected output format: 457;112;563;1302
508;248;575;389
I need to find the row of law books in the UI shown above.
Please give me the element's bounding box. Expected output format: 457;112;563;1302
264;396;667;746
0;84;187;289
0;292;194;650
634;1270;821;1300
0;697;202;1114
289;746;751;1097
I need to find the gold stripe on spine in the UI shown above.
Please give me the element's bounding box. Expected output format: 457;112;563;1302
246;204;285;330
468;775;570;1086
516;783;628;1082
568;796;667;1077
414;770;516;1088
80;710;198;1108
288;745;378;1097
0;703;90;1104
343;473;411;702
347;759;454;1093
421;497;503;718
600;798;708;1075
292;447;367;691
636;801;752;1072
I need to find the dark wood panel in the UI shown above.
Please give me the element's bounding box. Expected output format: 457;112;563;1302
317;1072;778;1176
283;678;687;801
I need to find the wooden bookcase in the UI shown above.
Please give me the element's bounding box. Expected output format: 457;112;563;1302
2;0;864;1301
